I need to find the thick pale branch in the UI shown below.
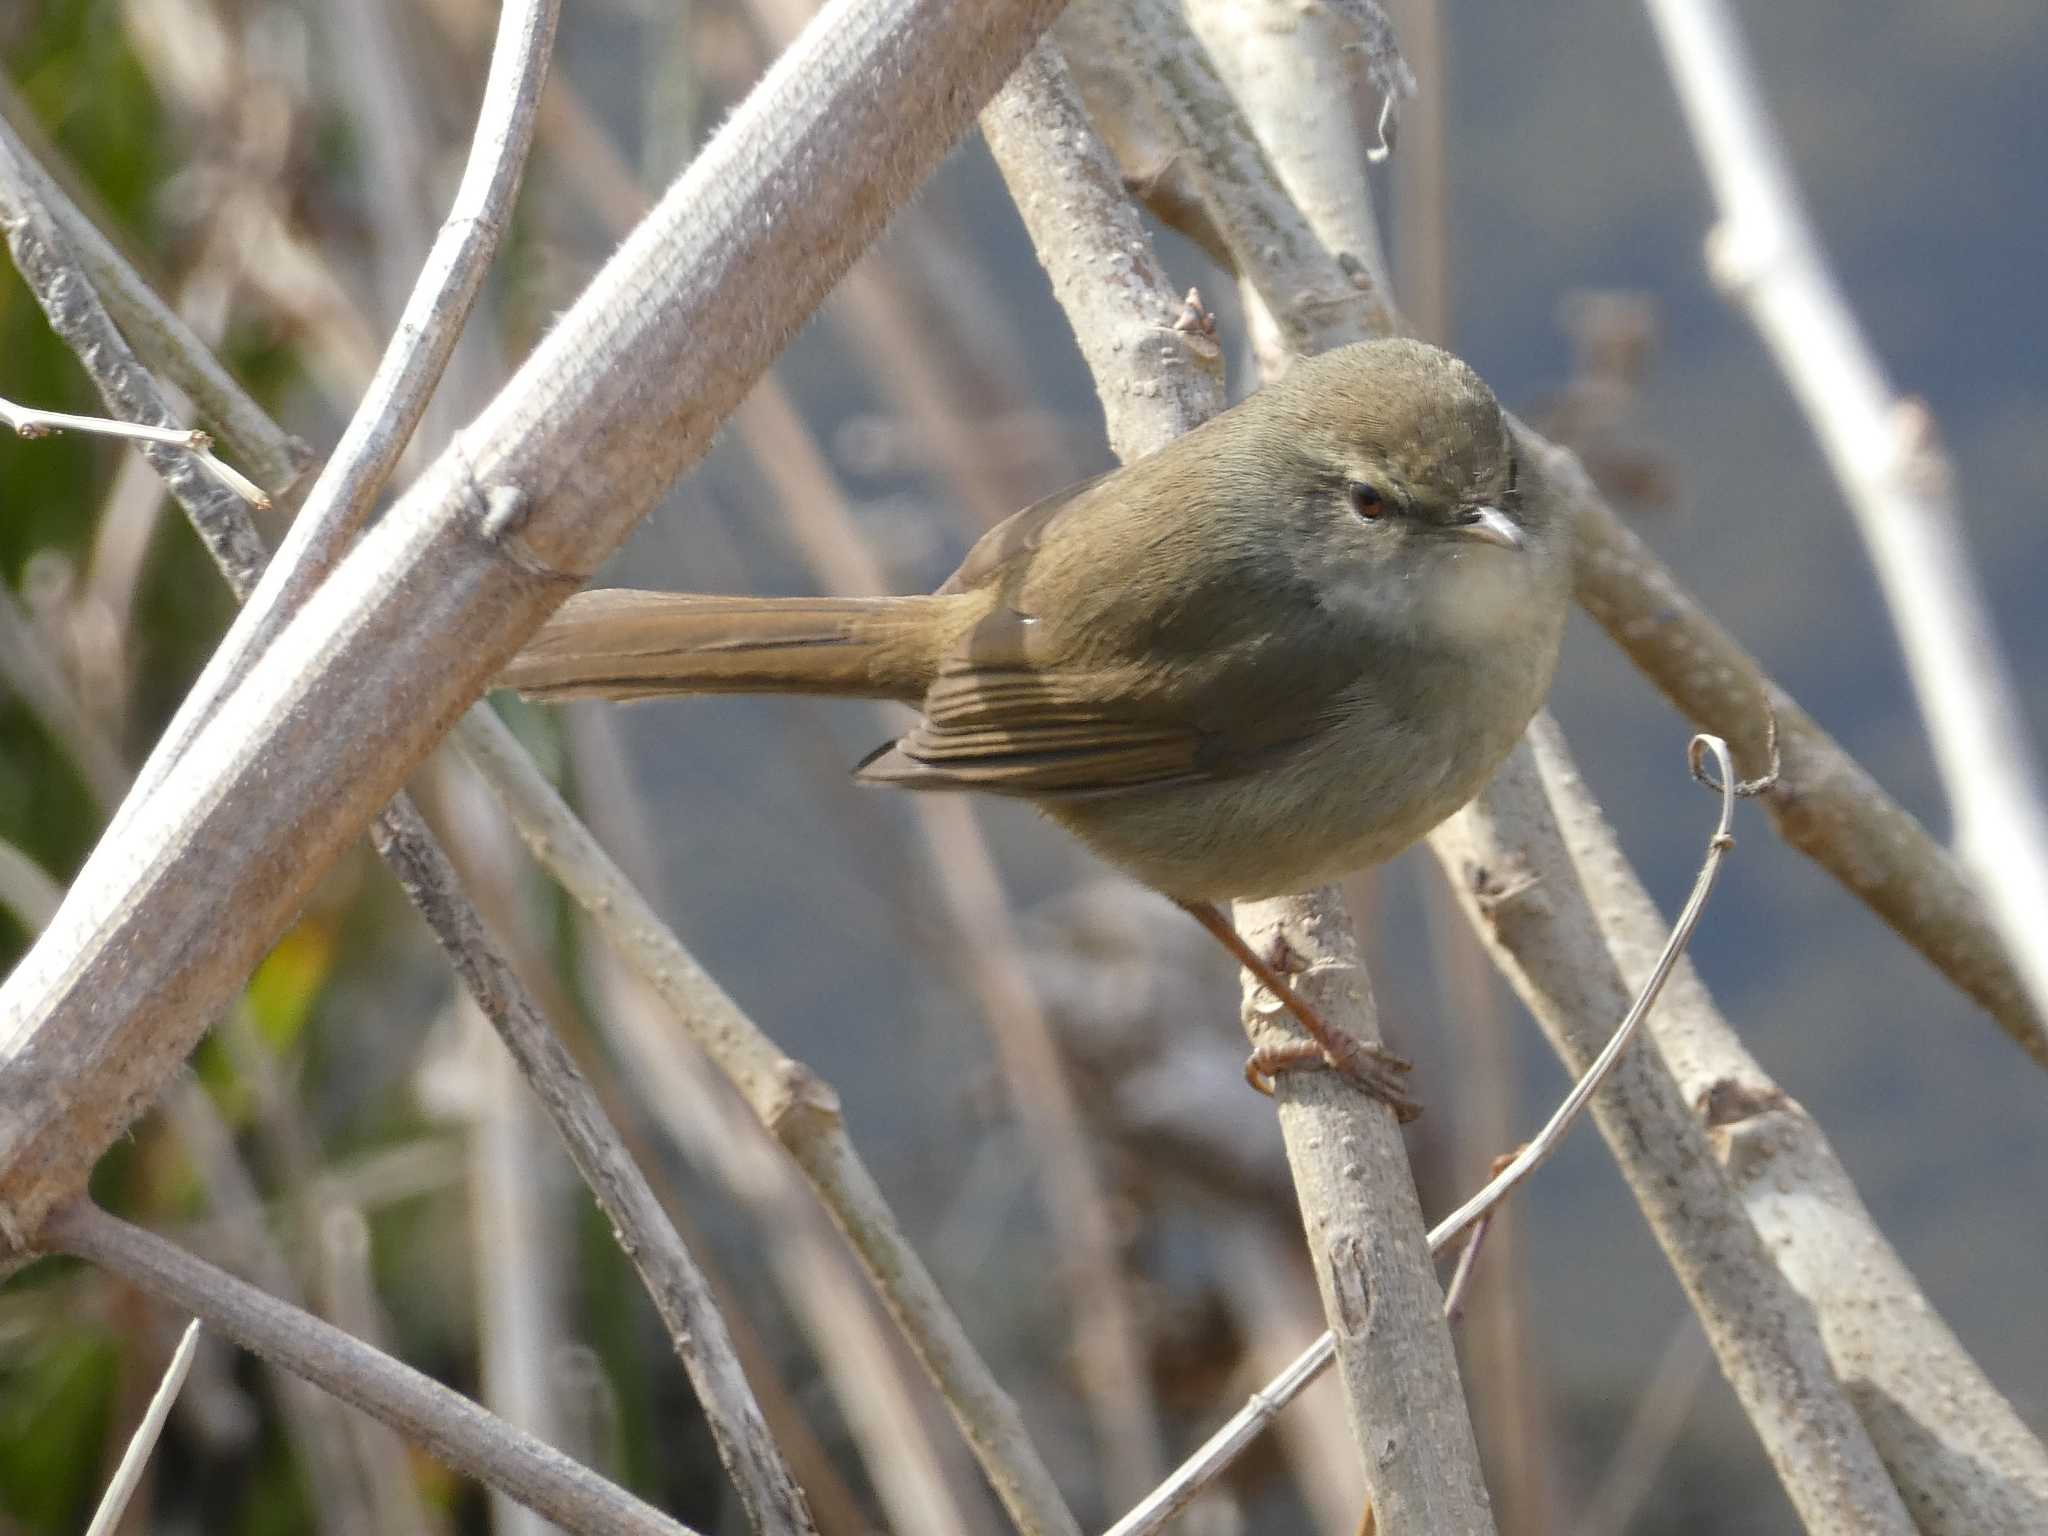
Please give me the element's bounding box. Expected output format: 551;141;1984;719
1;69;1073;1531
0;94;814;1531
0;0;1068;1245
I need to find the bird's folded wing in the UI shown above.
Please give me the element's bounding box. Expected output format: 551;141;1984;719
853;664;1211;798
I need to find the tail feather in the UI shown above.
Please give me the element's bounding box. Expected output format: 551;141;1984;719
500;589;950;703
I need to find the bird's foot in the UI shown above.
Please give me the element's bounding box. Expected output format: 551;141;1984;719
1243;1035;1420;1121
1176;899;1422;1121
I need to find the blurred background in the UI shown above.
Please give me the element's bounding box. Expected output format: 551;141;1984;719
2;1;2043;1533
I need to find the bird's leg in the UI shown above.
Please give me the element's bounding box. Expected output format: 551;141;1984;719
1177;900;1421;1122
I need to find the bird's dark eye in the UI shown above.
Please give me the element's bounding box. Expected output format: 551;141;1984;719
1347;482;1385;519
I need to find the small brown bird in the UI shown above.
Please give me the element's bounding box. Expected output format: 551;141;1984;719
502;340;1574;1117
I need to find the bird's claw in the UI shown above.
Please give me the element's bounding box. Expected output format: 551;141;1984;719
1244;1036;1422;1122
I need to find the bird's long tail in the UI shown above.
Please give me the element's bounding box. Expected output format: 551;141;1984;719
499;588;956;703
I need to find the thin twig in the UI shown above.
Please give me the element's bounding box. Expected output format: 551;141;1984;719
82;1317;201;1536
1644;0;2048;1036
46;1202;703;1536
0;396;269;507
0;89;312;493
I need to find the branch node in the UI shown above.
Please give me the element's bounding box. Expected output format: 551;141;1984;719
1694;1076;1788;1131
764;1061;843;1146
1703;217;1784;295
454;450;578;585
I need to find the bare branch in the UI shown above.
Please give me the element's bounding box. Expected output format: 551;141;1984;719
986;31;1487;1535
0;0;1068;1257
0;104;818;1530
1644;0;2048;1035
46;1202;703;1536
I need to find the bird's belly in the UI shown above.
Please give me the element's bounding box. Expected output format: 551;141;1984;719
1045;710;1510;903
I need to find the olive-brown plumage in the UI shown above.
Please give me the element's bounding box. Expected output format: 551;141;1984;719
504;339;1574;903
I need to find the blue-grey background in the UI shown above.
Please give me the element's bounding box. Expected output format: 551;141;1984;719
2;0;2040;1531
580;2;2045;1529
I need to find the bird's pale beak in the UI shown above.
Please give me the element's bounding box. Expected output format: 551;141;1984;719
1450;505;1523;551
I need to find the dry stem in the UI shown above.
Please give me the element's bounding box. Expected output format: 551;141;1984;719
1644;0;2048;1040
47;1202;702;1536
